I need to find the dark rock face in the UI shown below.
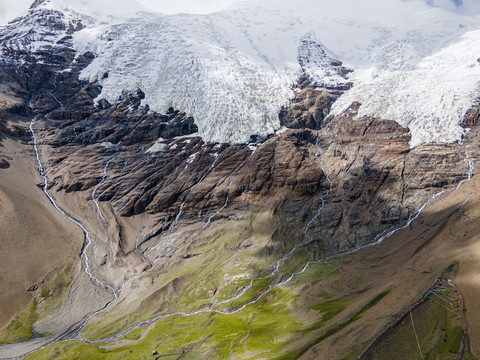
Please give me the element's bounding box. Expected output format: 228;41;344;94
39;95;474;253
233;131;324;194
49;90;198;148
0;158;10;169
462;107;480;128
312;106;468;249
0;4;476;259
0;4;87;121
279;88;339;130
45;130;325;218
280;36;352;130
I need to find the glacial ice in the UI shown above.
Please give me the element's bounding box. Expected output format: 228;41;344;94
331;30;480;148
4;0;480;147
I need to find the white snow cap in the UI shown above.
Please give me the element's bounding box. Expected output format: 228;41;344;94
38;0;149;25
53;0;480;146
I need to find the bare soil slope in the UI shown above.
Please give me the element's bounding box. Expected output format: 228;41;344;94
0;123;83;328
300;172;480;359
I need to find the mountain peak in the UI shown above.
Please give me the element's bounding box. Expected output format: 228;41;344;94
4;0;480;147
31;0;150;25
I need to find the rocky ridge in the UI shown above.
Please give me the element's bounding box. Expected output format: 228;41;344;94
0;2;479;359
1;14;473;258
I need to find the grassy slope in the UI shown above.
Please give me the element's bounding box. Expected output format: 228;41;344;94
24;174;480;359
359;297;473;360
0;265;74;345
27;268;392;360
0;300;38;345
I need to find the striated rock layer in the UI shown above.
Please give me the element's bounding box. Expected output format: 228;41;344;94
0;3;479;358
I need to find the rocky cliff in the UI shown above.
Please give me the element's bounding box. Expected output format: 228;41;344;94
0;2;479;359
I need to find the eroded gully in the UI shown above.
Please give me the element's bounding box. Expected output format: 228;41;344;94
2;122;474;358
80;135;475;345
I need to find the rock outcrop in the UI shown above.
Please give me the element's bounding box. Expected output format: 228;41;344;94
0;0;476;302
1;5;479;359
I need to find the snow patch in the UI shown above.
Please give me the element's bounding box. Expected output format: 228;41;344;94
186;152;199;164
40;0;149;26
146;140;167;153
6;0;480;147
101;141;115;149
73;1;480;146
331;29;480;148
298;32;351;88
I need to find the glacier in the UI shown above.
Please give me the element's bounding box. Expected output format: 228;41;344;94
10;0;480;146
331;30;480;147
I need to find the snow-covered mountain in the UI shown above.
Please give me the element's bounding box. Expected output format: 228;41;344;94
2;2;480;358
3;0;480;146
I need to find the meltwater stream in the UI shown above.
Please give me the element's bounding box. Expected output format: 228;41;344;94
28;102;115;294
79;133;476;347
0;104;124;360
91;154;116;225
2;125;475;358
204;145;258;227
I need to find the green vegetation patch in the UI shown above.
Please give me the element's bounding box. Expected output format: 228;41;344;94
124;327;144;341
215;276;275;312
0;266;74;345
276;238;336;281
40;287;50;299
81;217;271;341
308;292;358;329
28;288;304;360
37;265;74;320
351;289;391;323
284;262;341;288
292;289;391;359
0;298;39;345
28;287;391;359
436;325;463;356
276;251;312;279
27;211;382;359
216;277;253;302
359;289;474;360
